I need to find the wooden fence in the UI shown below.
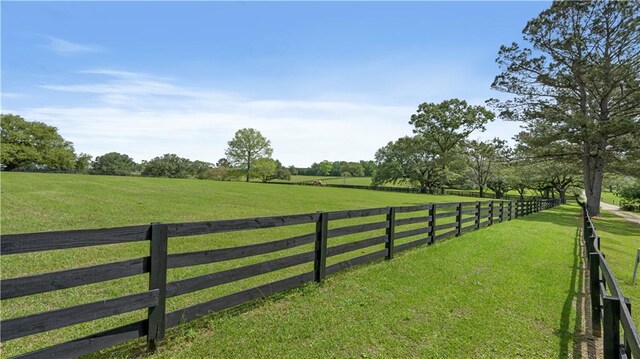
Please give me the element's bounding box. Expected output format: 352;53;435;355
580;200;640;358
1;198;559;358
269;180;541;200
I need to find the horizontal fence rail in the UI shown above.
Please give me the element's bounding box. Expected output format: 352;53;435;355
579;199;640;359
1;198;559;358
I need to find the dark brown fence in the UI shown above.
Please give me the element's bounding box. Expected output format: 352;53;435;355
268;180;542;199
1;198;559;358
580;200;640;358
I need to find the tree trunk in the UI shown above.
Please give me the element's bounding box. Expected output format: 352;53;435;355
558;189;567;204
420;182;428;194
479;186;484;198
583;147;605;216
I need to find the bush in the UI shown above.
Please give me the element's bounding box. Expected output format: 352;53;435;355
197;167;239;181
617;181;640;210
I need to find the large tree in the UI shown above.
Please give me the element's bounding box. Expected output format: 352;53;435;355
373;135;444;193
1;114;76;171
225;128;273;182
465;138;509;198
92;152;139;176
409;99;495;192
141;153;193;178
491;1;640;215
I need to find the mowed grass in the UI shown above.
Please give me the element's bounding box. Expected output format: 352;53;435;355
591;210;640;324
601;191;622;206
97;204;584;358
1;172;479;357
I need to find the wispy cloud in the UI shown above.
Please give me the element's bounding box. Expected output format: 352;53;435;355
43;36;105;55
27;69;414;166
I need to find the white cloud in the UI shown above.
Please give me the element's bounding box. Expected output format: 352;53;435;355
44;36;105;55
19;68;521;166
25;70;414;166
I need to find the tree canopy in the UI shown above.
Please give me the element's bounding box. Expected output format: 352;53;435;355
141;153;194;178
491;0;640;215
373;135;444;193
409;99;495;191
225;128;273;182
92;152;139;176
1;114;76;171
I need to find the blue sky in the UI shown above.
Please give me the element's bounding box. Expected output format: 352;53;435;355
1;1;550;167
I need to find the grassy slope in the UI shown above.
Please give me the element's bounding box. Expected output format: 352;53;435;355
1;172;470;234
1;172;477;356
0;173;588;357
99;204;583;358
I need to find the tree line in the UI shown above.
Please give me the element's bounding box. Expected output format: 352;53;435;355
2;1;638;215
0;115;374;183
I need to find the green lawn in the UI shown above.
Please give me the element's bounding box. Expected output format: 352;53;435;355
1;172;476;357
0;172;586;358
601;191;622;205
97;204;583;358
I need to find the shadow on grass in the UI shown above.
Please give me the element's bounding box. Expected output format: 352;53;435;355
516;205;581;229
87;283;319;359
554;225;597;358
591;214;640;237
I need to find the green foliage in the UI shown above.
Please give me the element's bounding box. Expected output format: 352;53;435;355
359;160;377;177
216;158;230;168
251;158;278;182
225;128;273;182
92;152;139;176
251;158;291;182
0;113;76;171
306;160;331;176
408;99;494;190
141;153;193;178
617;182;640;209
492;1;640;215
465;138;509;197
197;166;239;181
373;135;444;193
74;153;92;173
190;160;215;178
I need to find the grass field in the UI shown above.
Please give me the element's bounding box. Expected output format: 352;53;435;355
1;172;477;357
97;204;584;358
0;172;590;357
601;191;622;205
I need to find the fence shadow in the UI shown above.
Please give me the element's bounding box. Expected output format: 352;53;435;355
555;226;598;358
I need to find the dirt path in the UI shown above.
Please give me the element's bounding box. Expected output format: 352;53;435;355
600;202;640;225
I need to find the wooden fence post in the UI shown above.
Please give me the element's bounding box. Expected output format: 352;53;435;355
456;203;462;236
508;201;513;221
603;296;621;359
499;201;504;222
625;297;632;356
315;212;328;282
430;204;437;244
590;253;602;336
147;222;168;351
489;201;494;226
475;201;481;229
386;207;396;260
